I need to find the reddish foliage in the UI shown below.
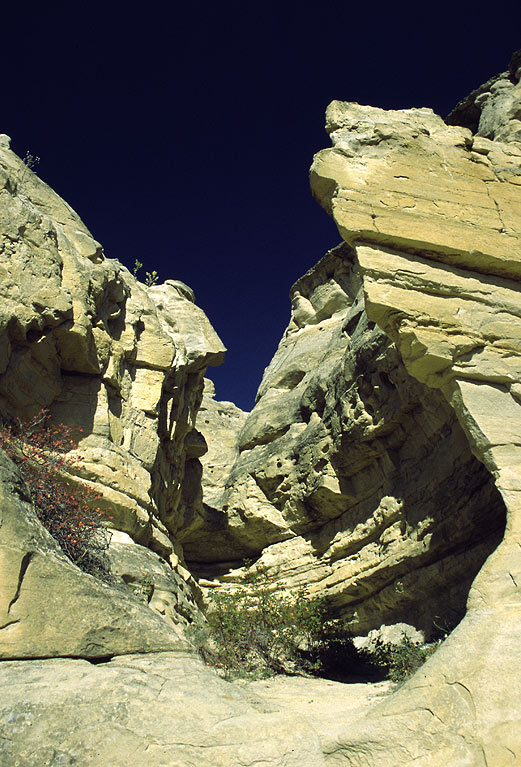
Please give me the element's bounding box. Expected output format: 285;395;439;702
0;409;112;576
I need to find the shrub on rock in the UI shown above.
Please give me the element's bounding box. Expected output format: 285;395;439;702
0;409;112;577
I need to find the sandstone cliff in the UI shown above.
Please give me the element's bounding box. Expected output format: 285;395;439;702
191;246;505;639
0;136;225;655
303;50;521;765
0;139;329;767
186;51;521;763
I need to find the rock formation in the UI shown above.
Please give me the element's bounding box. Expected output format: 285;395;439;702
307;51;521;764
189;50;521;762
0;136;224;653
0;451;189;659
1;49;521;767
0;138;327;766
191;245;505;640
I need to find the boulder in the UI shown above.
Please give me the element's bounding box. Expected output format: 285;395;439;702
0;653;325;767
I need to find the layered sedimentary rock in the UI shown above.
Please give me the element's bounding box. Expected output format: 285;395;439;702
2;50;521;767
179;53;521;763
190;243;505;637
0;451;189;659
0;137;224;655
305;51;521;767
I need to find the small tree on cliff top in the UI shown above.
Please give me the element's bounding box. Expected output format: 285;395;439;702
0;409;112;577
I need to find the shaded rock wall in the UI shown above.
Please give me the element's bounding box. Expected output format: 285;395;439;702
191;245;505;637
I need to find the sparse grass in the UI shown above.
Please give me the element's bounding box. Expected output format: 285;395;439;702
133;259;159;286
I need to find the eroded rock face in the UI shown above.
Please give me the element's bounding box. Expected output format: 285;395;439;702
2;51;521;766
190;244;505;638
0;140;225;653
305;50;521;767
446;49;521;142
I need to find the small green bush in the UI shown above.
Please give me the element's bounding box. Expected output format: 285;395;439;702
191;571;440;682
363;633;434;682
192;571;327;679
133;259;159;286
0;409;112;578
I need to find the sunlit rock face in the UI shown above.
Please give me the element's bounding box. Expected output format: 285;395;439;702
190;244;505;638
302;50;521;765
184;51;521;763
2;47;521;767
0;140;225;640
0;654;325;767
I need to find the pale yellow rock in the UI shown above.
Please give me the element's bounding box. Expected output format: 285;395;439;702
0;653;325;766
192;245;504;640
0;139;225;647
130;367;165;413
149;280;226;368
311;101;521;280
0;453;189;659
305;60;521;763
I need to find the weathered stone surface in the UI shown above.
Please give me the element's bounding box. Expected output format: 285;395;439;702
0;452;188;659
2;54;521;766
0;140;225;646
176;379;249;547
191;245;504;639
235;675;392;755
304;54;521;766
311;103;521;281
447;49;521;143
0;653;325;767
320;603;521;766
108;532;203;627
149;282;226;368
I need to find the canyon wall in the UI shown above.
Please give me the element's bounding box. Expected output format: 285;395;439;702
0;138;326;767
185;51;521;763
306;52;521;764
191;246;504;638
0;136;224;655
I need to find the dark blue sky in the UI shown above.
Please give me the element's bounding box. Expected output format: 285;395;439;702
3;2;520;409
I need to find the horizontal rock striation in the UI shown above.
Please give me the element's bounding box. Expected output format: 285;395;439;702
306;50;521;766
190;244;505;637
2;51;521;767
